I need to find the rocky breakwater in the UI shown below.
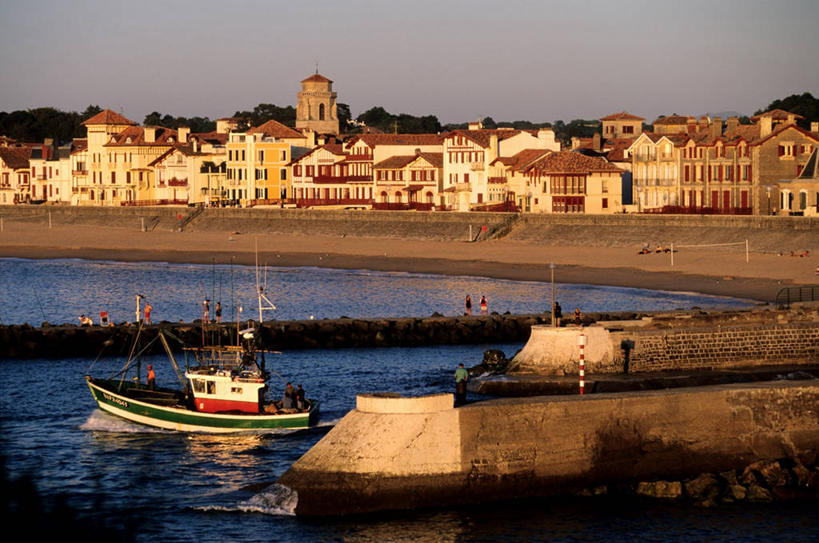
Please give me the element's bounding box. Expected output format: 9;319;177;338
277;381;819;515
0;313;573;359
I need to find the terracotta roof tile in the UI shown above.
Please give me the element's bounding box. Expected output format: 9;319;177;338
82;109;137;126
600;111;645;122
750;109;805;122
653;115;694;125
373;152;443;170
0;147;30;169
105;126;177;147
525;151;623;174
491;149;553;171
348;134;443;148
248;119;305;140
302;73;332;84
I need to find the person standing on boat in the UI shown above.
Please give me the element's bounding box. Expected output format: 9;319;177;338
465;295;472;316
144;303;152;325
296;384;306;410
454;363;469;405
282;382;296;409
147;364;156;390
215;302;222;323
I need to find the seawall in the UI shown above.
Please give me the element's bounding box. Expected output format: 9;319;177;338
2;205;817;250
277;382;819;515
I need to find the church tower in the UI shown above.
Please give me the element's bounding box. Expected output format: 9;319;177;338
296;72;339;134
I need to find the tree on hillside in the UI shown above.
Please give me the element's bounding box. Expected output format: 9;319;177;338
0;107;87;143
143;112;216;133
755;92;818;129
232;103;297;128
80;105;102;121
356;106;441;134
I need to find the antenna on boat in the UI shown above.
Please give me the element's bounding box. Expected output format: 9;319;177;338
255;238;276;322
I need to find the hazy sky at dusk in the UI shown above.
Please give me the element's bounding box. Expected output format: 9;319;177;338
1;0;817;125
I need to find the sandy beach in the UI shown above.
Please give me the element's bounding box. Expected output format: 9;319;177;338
1;217;816;303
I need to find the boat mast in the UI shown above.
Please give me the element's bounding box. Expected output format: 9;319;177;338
255;238;276;322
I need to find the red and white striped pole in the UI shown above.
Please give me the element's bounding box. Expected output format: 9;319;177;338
578;333;586;395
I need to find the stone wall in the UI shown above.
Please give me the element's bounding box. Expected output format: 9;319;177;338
628;322;819;372
511;308;819;375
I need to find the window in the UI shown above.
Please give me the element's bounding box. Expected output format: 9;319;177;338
280;168;286;181
602;198;608;209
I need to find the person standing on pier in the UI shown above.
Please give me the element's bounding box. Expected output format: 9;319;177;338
480;296;488;315
465;295;472;316
215;301;222;323
144;302;152;325
454;363;469;405
203;299;210;322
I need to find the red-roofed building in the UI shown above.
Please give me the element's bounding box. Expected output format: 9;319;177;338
442;125;559;211
627;111;819;214
0;147;31;204
372;151;442;210
521;151;623;213
290;144;371;207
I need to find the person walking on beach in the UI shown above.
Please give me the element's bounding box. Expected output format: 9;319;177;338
454;363;469;405
144;302;152;325
465;295;472;316
480;295;488;315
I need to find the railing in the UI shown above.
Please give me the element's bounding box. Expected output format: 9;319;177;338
642;206;753;215
121;199;188;207
471;201;520;213
293;197;374;208
167;178;188;187
371;202;436;211
775;286;819;307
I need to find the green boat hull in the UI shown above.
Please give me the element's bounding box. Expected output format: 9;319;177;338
86;377;319;433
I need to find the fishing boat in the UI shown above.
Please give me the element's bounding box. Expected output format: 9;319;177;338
86;278;319;433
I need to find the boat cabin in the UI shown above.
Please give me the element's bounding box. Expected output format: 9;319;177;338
186;369;267;414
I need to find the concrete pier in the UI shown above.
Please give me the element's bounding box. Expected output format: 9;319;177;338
277;381;819;515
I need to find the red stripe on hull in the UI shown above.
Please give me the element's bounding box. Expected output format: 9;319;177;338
194;397;259;414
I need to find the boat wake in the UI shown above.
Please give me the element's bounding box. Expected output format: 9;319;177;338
79;409;170;433
195;484;298;516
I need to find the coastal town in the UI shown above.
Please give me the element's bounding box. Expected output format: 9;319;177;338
1;73;817;217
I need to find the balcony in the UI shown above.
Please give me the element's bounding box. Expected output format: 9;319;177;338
470;162;485;171
73;170;88;176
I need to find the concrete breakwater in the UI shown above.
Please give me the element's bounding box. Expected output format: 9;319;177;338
277;382;819;515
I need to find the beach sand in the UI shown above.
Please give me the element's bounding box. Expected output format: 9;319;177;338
1;220;816;302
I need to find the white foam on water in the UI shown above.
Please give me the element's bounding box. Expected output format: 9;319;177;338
194;484;298;516
79;409;170;434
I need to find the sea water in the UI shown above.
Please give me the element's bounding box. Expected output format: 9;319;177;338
2;259;815;542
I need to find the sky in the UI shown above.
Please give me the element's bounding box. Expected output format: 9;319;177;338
1;0;817;126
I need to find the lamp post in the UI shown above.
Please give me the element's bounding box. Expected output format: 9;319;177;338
549;262;556;327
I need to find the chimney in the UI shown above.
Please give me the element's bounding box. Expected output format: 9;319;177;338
687;118;697;134
698;116;709;131
787;114;796;125
593;132;601;152
191;137;199;153
571;136;580;150
144;127;156;143
812;122;819;133
489;134;499;161
760;116;773;138
726;116;739;133
711;117;722;138
178;127;189;144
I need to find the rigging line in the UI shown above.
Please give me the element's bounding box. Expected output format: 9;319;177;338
32;285;47;323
